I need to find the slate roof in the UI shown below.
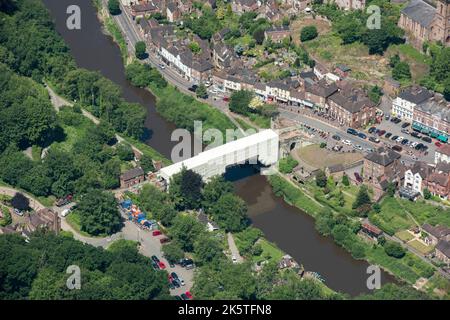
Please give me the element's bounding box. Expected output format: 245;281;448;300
436;161;450;174
401;0;436;28
407;161;432;179
328;91;374;113
306;80;338;98
416;98;450;124
364;147;401;166
121;167;144;181
167;2;178;12
423;224;450;239
436;240;450;258
398;86;433;104
426;172;450;186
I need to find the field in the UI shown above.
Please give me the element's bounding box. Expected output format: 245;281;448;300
385;44;431;82
253;238;285;263
369;197;415;235
290;17;332;46
296;144;363;169
395;230;415;242
408;239;434;255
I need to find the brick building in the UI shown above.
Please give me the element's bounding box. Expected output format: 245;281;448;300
120;167;145;188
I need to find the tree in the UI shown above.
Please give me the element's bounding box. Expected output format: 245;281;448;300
423;188;431;200
116;143;134;161
169;215;205;252
194;233;224;265
300;26;318;42
210;193;248;232
369;85;383;104
384;241;406;259
162;241;185;263
278;156;299;174
108;0;121;15
135;41;147;60
386;182;396;197
352;185;371;209
389;54;400;68
229;90;253;115
392;61;411;81
202;176;234;211
76;190;122;236
315;170;327;188
139;154;155;173
342;174;350;186
170;168;204;210
443;76;450;101
10;193;30;211
253;27;266;45
188;41;201;54
195;83;208;99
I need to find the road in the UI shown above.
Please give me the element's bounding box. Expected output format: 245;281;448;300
107;2;244;134
227;232;243;264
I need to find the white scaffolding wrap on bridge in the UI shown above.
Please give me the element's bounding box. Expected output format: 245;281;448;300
159;130;279;183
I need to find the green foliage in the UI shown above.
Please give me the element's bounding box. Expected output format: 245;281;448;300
162;241;185;262
170;168;204;210
139;154;155;173
135;41;147;60
300;26;318;42
423;188;431;200
76;190;122;236
202;176;234;211
368;85;383;104
125;62;167;89
392;61;411;81
278;156;299;174
107;0;121;15
194;233;224;265
356;283;429;300
229;90;254;115
116;143;134;161
315;170;327;188
188;41;201;54
384;241;406;259
169;214;205;252
342;174;350;186
195;83;208;99
352;185;371;209
234;227;263;257
210;193;248;232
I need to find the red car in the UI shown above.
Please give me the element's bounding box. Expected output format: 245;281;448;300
160;237;170;244
152;230;162;236
435;141;442;147
185;291;193;300
158;261;166;269
222;97;229;102
377;130;386;136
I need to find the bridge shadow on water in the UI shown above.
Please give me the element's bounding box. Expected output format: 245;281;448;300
223;163;264;183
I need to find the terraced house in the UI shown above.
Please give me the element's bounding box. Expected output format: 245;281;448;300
413;95;450;143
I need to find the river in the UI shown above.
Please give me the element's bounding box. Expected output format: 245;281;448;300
43;0;396;296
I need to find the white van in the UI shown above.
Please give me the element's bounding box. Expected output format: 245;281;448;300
61;208;71;217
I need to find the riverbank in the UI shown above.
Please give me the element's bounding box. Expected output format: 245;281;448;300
267;174;448;295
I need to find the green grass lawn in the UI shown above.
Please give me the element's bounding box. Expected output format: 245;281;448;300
369;197;415;235
253;238;284;264
395;230;415;242
408;239;434;255
65;211;104;238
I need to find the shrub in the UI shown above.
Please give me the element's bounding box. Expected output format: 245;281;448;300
300;26;318;42
384;241;406;259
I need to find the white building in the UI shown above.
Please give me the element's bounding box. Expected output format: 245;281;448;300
435;144;450;164
391;86;432;121
160;46;192;80
404;161;432;195
159;130;279;183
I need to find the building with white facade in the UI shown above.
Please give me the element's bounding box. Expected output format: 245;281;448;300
391;86;432;121
159;130;279;183
403;161;433;195
435;144;450;164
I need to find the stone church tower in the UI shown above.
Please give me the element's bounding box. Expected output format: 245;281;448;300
430;0;450;45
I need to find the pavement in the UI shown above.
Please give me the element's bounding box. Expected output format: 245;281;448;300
227;232;243;264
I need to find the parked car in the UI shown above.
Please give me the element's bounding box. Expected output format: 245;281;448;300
168;282;175;290
392;145;403;152
401;122;410;128
390;117;398;123
385;132;392;139
368;127;376;134
179;258;193;267
401;139;409;145
354;172;362;183
180;293;188;300
159;237;170;244
179;277;185;286
435;141;442;147
347;128;358;135
151;255;159;263
152;230;162;236
411;132;421;138
185;291;193;300
13;208;24;216
391;135;399;141
158;261;166;269
415;143;424;150
332;134;341;141
396;136;404;142
369;136;380;143
55;194;73;207
223;96;230;102
151;261;159;270
172;279;180;288
188;84;198;92
171;272;179;280
377;130;386;136
175;295;182;300
343;139;351;145
358;132;367;139
422;136;432;143
61;208;71;217
158;63;165;69
232;255;237;263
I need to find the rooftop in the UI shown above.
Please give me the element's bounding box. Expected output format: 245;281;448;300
436;240;450;258
401;0;436;28
398;86;433;104
364;147;401;166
